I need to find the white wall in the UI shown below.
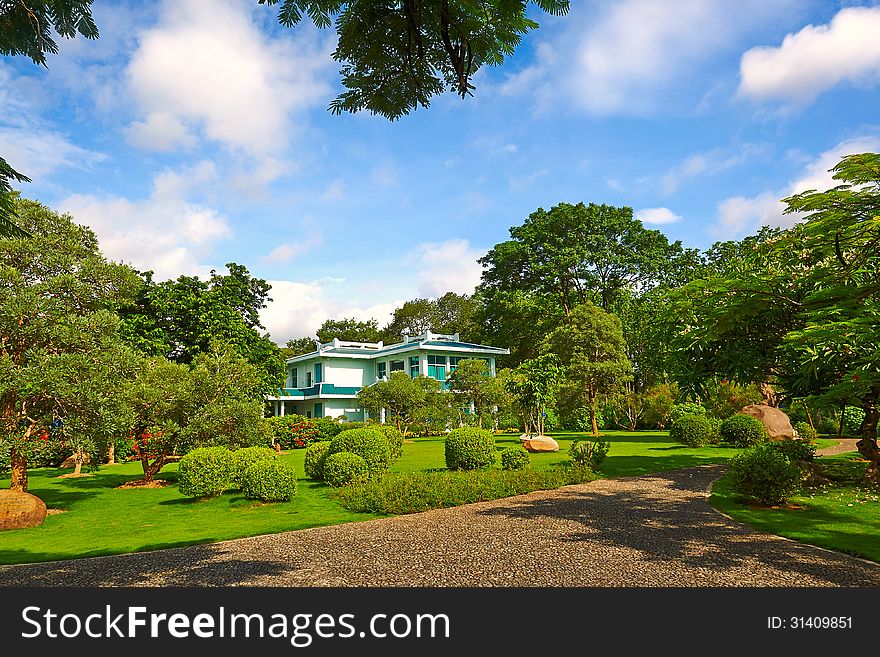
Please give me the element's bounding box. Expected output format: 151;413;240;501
324;358;372;387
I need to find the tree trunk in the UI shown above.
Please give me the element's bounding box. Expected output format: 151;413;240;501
759;381;777;407
9;447;28;492
857;386;880;483
74;452;83;476
107;443;115;465
141;455;165;482
589;389;599;437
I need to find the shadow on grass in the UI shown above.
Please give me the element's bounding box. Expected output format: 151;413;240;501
0;543;296;586
600;454;735;478
475;466;880;585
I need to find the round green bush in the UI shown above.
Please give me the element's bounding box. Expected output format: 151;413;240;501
669;414;714;447
670;402;706;423
328;427;391;475
323;451;369;487
793;421;818;442
177;447;233;498
768;439;816;463
444;427;497;470
568;439;610;470
719;414;768;447
314;417;346;442
728;445;803;506
376;425;404;461
231;446;277;488
843;406;865;435
500;445;531;470
304;441;331;481
241;458;298;501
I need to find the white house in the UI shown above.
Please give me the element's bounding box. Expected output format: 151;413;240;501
266;330;510;421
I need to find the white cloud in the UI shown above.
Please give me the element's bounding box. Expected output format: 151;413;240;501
59;161;231;279
739;7;880;106
124;111;196;152
712;135;880;239
411;239;486;297
496;0;799;115
508;168;550;191
636;207;683;225
262;237;323;264
322;179;345;201
0;126;106;179
126;0;333;156
659;144;763;194
260;279;399;343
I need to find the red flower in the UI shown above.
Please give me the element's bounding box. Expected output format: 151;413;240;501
853;374;860;381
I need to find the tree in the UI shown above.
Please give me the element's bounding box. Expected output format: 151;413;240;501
260;0;569;120
120;264;284;392
542;302;633;436
283;337;318;357
316;317;381;343
356;371;443;436
0;198;140;492
121;345;270;483
668;153;880;481
503;354;563;436
0;1;99;236
446;358;503;428
382;292;479;342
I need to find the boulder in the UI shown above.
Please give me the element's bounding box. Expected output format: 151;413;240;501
520;434;560;453
738;404;795;441
0;490;48;531
60;453;90;468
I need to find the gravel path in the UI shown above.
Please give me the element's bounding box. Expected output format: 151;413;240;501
817;438;860;456
1;465;878;587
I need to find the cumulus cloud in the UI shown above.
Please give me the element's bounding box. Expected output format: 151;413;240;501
59;161;232;279
411;239;486;298
126;0;334;156
712;135;880;239
497;0;799;115
635;207;683;225
0;126;106;178
124;111;196;152
739;6;880;106
262;237;323;264
260;279;399;344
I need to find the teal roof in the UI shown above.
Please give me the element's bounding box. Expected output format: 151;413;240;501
273;383;362;398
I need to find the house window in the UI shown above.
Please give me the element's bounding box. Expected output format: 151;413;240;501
314;363;323;384
428;355;447;380
306;371;312;387
390;360;405;372
409;356;420;378
291;367;298;388
448;356;462;374
377;361;386;379
314;403;323;418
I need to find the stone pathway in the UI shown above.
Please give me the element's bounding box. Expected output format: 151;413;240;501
817;438;860;457
1;465;878;587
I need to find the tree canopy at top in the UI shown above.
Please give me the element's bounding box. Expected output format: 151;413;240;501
259;0;569;119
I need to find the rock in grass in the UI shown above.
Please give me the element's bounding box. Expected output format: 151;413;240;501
0;490;48;530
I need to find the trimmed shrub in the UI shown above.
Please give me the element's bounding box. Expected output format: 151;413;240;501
793;421;818;443
333;466;599;515
177;447;233;498
768;439;817;463
314;417;345;442
501;445;531;470
376;425;404;461
670;402;706;423
241;458;297;502
843;406;865;436
719;414;768;447
568;439;610;470
323;452;369;487
669;414;714;447
328;427;391;475
728;445;803;506
231;447;277;488
304;441;331;481
444;427;497;470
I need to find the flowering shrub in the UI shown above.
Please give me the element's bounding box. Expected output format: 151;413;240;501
265;415;320;449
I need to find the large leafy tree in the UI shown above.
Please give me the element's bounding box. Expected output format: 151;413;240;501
542;302;633;436
447;358;503;428
356;371;444;436
381;292;479;341
316;317;381;343
669;153;880;481
120;264;284;392
260;0;569;119
0;1;99;237
503;354;563;436
0;198;140;492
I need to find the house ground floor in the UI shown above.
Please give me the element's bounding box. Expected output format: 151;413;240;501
270;398;366;422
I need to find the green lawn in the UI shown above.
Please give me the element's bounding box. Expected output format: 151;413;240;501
710;452;880;563
0;430;752;565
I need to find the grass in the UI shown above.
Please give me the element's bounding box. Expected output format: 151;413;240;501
0;430;775;564
710;451;880;563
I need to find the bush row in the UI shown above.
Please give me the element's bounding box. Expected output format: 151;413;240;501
177;446;296;502
301;426;405;486
333;465;599;515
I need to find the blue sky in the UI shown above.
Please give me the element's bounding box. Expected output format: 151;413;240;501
2;0;880;342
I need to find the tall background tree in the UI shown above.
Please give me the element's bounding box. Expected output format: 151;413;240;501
259;0;569;119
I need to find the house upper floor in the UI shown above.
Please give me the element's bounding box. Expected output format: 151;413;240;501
274;330;510;398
